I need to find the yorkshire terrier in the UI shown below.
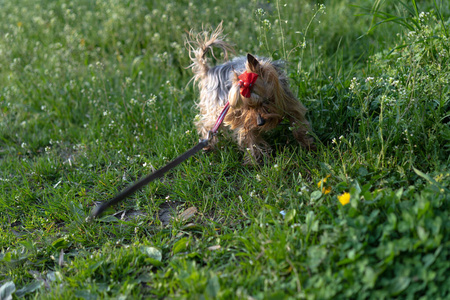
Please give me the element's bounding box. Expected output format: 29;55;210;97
186;23;315;163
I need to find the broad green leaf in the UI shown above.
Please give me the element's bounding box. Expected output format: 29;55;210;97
362;267;377;288
389;276;411;296
416;226;428;241
284;209;296;225
52;237;70;250
140;246;162;261
305;211;319;232
2;252;11;262
358;166;369;177
310;191;322;201
422;254;436;268
0;281;16;300
172;237;189;255
15;281;43;298
395;187;403;200
141;246;163;267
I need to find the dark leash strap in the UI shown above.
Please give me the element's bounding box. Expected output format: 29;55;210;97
89;102;230;219
89;138;209;219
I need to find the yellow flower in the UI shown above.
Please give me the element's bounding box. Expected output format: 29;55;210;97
317;174;331;194
338;192;350;206
317;174;330;187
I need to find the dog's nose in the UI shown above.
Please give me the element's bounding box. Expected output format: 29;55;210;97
257;114;266;126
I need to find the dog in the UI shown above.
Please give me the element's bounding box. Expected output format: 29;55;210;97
186;23;315;163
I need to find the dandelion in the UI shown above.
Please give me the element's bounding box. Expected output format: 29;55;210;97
338;192;350;206
317;174;331;194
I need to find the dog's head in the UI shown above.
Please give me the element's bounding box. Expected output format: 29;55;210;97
228;54;290;128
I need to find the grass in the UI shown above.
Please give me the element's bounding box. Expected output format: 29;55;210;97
1;0;449;299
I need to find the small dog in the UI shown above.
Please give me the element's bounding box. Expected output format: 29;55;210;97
187;23;315;163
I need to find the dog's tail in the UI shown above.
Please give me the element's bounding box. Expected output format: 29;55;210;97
186;22;234;82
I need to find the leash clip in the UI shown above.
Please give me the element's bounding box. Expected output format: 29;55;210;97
207;130;215;141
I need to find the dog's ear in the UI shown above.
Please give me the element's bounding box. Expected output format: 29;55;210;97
247;54;261;73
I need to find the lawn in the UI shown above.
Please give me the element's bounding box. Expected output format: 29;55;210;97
1;0;449;299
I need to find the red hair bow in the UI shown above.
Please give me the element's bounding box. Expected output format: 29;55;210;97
238;71;258;98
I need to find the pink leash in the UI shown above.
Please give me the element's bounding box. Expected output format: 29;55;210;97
210;101;230;134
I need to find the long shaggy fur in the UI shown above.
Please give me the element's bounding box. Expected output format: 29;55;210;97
186;23;315;163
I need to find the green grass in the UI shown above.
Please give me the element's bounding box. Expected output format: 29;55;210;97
1;0;449;299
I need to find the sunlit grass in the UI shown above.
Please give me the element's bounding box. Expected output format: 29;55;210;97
1;0;449;299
